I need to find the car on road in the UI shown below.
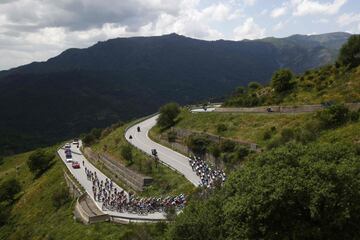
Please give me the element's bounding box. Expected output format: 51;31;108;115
65;143;71;149
66;154;72;162
72;138;79;145
72;161;80;169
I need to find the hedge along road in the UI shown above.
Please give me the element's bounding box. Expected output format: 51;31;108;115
125;114;201;186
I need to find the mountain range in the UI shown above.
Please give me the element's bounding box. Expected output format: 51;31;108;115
0;32;351;155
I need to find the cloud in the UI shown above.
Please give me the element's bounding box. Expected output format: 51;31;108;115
292;0;347;16
243;0;256;6
270;6;288;18
337;12;360;26
0;0;246;70
233;17;265;40
273;21;285;31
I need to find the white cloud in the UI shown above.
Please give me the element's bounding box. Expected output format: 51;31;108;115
201;3;241;21
273;21;285;31
292;0;347;16
243;0;256;6
233;17;265;40
270;6;288;18
337;12;360;26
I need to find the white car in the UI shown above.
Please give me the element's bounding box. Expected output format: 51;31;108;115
72;139;79;145
65;143;71;149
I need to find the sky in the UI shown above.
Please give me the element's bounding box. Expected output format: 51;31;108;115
0;0;360;70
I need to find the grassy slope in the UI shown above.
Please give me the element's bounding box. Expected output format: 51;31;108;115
91;123;194;197
0;147;164;240
175;110;313;147
282;65;360;105
224;65;360;107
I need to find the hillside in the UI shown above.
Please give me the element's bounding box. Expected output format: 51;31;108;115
0;147;166;240
0;32;350;155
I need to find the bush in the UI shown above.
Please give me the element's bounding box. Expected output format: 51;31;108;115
186;134;210;155
294;127;317;144
248;82;261;90
27;149;54;177
216;123;228;133
271;69;294;93
316;104;350;128
280;128;295;143
52;187;70;209
0;156;3;165
219;140;236;153
157;102;180;129
120;145;133;165
0;178;21;202
263;129;272;140
168;143;360;239
235;146;250;160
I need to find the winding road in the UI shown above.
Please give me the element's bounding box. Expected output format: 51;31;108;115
125;115;201;186
58;142;165;221
58;114;201;221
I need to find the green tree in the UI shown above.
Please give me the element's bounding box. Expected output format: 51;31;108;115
167;143;360;239
157;102;181;129
27;149;54;177
338;35;360;68
271;69;294;93
0;178;21;202
248;81;261;90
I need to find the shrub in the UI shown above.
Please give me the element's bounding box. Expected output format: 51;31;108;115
280;128;295;142
120;145;133;165
263;129;272;140
186;134;210;155
0;178;21;202
216;123;228;133
235;146;250;160
248;82;261;90
271;69;294;93
0;156;3;165
294;127;317;144
219;140;236;153
52;187;70;209
27;149;55;177
316;104;350;128
157;102;180;129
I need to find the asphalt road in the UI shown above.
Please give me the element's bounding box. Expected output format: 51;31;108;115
58;141;166;220
125;115;201;186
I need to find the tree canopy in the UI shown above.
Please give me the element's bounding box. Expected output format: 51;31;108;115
271;68;294;93
338;35;360;68
167;142;360;240
27;149;55;177
157;102;181;129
